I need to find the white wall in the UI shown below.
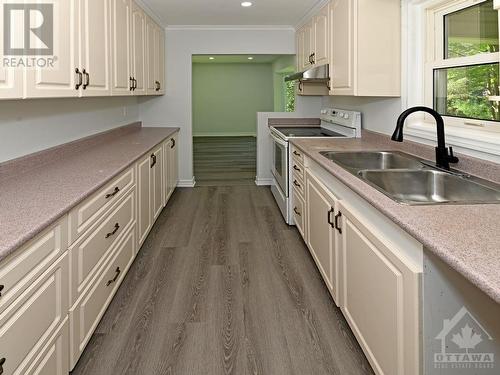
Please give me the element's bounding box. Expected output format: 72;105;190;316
0;97;140;163
139;27;321;186
322;96;403;135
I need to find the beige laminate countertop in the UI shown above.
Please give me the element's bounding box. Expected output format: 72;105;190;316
0;123;179;263
290;130;500;304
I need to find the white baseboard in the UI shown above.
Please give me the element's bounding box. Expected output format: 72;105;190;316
177;178;196;188
193;132;256;137
255;178;273;186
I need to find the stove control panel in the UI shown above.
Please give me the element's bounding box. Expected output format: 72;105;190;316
320;108;362;138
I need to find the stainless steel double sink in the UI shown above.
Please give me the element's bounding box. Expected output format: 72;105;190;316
320;151;500;205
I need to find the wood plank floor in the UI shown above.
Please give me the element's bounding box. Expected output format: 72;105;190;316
71;186;374;375
193;137;256;186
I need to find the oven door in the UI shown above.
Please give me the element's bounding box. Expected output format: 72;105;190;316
271;131;289;197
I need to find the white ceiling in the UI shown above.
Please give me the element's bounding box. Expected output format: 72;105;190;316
192;54;288;64
141;0;321;26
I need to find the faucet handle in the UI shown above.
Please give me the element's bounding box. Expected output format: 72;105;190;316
448;147;459;164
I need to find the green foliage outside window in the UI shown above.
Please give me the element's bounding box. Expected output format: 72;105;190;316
435;0;500;122
285;80;296;112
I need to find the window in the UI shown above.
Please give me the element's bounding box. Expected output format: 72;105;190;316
285;80;296;112
427;0;500;125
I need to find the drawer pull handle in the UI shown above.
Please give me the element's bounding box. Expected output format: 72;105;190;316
293;151;301;157
0;358;5;374
105;223;120;239
294;207;301;217
293;165;301;172
327;207;335;228
105;187;120;199
150;154;157;168
293;180;301;188
334;212;342;234
0;285;4;297
106;267;121;287
171;138;176;148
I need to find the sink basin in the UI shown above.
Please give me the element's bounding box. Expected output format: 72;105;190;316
358;170;500;205
320;151;424;171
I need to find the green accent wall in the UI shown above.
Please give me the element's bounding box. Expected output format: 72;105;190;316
192;63;274;136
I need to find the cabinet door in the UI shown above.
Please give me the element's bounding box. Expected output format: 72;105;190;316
168;134;178;199
314;4;329;66
146;17;157;95
302;21;313;70
330;0;355;95
80;0;111;96
0;252;68;375
305;170;339;304
138;154;152;246
131;1;146;95
296;27;305;72
339;201;421;375
151;146;163;222
111;0;132;95
0;67;22;99
24;0;79;98
157;27;165;94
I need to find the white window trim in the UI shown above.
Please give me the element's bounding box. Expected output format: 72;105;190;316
405;0;500;163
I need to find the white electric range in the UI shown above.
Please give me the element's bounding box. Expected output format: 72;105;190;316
269;108;362;224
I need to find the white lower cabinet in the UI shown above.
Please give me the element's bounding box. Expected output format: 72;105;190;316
151;146;164;221
163;134;178;203
298;156;422;375
305;169;339;304
69;227;136;368
138;152;153;246
0;251;69;375
338;201;421;375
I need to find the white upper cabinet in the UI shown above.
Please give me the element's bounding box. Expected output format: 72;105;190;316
146;16;157;95
131;1;147;95
24;0;80;98
111;0;133;95
79;0;111;96
330;0;401;96
313;3;329;66
157;26;165;95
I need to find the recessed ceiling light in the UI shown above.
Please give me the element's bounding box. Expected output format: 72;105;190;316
241;2;253;7
209;57;215;60
247;57;254;60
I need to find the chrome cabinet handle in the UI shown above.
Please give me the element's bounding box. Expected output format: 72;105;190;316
294;207;301;217
334;212;342;234
105;187;120;199
75;68;83;90
106;267;121;287
105;223;120;239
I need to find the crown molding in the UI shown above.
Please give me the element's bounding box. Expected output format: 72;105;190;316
134;0;166;28
295;0;330;29
165;25;295;31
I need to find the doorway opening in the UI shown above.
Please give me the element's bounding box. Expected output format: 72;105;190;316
192;54;295;186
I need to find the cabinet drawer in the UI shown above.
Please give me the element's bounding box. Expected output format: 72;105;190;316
292;159;305;182
291;174;305;197
292;188;306;239
69;189;135;304
70;227;136;369
291;146;305;165
0;252;69;375
69;166;135;244
0;217;67;315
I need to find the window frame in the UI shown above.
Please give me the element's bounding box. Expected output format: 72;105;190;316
424;0;500;130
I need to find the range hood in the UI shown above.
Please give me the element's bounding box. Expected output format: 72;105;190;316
285;64;329;83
